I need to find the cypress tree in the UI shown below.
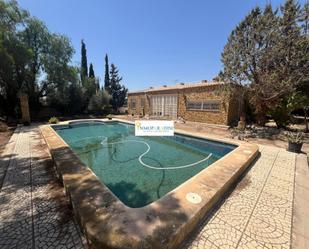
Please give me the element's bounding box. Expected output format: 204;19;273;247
109;63;128;111
89;63;95;78
81;39;88;84
104;54;110;92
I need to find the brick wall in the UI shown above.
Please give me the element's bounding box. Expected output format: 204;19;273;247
227;97;241;126
128;85;240;125
128;93;149;116
177;86;229;125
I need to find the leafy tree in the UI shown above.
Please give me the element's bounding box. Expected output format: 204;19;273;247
81;39;88;84
66;80;85;114
84;77;98;101
88;90;111;114
109;63;127;111
0;0;83;118
0;1;28;31
0;0;128;119
268;99;292;128
89;63;95;78
0;33;31;116
41;34;75;95
37;33;77;116
221;1;308;125
104;54;110;91
45;65;82;113
21;18;49;88
0;0;30;116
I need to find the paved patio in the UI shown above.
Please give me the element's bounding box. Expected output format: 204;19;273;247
0;125;308;248
182;146;295;249
0;126;86;249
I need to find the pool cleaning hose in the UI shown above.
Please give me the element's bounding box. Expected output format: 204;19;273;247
71;136;212;170
102;139;212;170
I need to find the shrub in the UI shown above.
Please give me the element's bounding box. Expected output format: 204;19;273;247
286;131;304;144
88;90;111;115
48;117;59;124
269;101;291;128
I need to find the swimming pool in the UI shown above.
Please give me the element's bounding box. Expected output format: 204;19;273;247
54;121;236;208
42;119;258;249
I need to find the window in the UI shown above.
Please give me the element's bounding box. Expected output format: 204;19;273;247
203;101;220;111
187;102;202;110
187;100;220;111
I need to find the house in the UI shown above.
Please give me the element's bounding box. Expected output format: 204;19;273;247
127;80;240;125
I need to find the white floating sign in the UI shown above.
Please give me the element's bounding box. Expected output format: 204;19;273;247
135;120;174;136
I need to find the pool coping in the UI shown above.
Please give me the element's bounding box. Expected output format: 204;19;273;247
40;118;259;249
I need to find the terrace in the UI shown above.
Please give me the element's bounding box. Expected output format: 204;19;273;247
0;119;308;248
1;0;308;248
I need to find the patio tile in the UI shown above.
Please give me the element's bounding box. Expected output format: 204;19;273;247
243;217;290;247
0;217;33;249
214;192;256;231
0;126;87;249
183;145;298;249
192;216;243;248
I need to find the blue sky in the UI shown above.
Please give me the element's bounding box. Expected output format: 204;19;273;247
17;0;306;91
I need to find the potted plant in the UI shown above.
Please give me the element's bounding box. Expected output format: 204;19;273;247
48;116;59;124
286;131;304;153
107;114;113;120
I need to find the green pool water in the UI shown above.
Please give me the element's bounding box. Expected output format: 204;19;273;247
53;121;236;208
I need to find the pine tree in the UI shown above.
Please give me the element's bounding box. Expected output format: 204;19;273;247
220;1;307;125
89;63;95;78
81;39;88;84
109;63;127;111
104;54;110;92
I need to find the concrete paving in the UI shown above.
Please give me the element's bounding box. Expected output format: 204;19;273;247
0;125;307;248
182;146;297;249
0;126;86;249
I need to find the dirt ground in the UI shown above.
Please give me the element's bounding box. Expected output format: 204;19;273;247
0;128;15;155
176;121;309;155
